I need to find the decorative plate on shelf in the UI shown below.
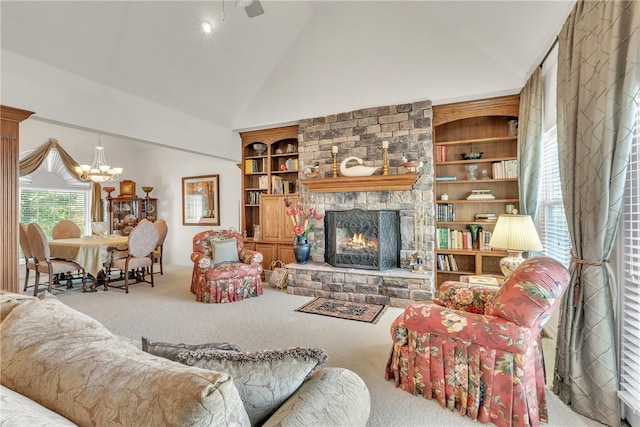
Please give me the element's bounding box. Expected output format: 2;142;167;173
124;214;136;221
147;204;155;213
123;226;134;236
121;203;131;212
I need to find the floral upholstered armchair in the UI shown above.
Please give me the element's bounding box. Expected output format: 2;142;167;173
385;257;569;427
190;229;264;303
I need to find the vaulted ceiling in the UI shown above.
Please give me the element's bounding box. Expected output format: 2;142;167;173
2;1;574;136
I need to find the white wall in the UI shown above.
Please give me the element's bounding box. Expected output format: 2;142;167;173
2;51;240;162
141;147;242;267
19;119;242;267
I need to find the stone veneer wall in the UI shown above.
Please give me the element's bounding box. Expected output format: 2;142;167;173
287;100;436;307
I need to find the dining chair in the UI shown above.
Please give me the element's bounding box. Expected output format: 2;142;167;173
104;220;158;293
51;219;84;285
51;219;82;239
151;219;168;275
18;223;37;291
26;222;87;295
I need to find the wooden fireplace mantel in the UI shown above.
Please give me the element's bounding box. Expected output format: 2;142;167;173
299;174;420;193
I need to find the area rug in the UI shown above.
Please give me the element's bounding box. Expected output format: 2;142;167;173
295;297;387;324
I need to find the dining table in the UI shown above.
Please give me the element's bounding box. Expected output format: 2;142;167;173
48;235;129;288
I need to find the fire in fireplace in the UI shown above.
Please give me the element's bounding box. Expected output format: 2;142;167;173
325;209;400;271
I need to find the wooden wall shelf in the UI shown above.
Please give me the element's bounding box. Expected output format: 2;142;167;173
299;174;420;193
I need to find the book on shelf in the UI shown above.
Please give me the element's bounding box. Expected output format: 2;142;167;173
436;227;449;249
284;158;299;171
244;159;266;174
437;226;495;250
271;176;294;195
437;227;474;250
479;230;492;250
491;160;518;179
436;175;457;181
283;181;294;194
246;191;264;205
436;145;447;162
467;189;495;200
475;213;497;221
466;275;500;286
437;203;456;221
258;175;269;189
447;254;458;271
436;254;459;272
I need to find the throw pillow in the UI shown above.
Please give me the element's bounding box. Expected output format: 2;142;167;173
176;347;328;426
210;238;240;264
141;336;242;360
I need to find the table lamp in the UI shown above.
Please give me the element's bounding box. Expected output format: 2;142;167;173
489;211;543;277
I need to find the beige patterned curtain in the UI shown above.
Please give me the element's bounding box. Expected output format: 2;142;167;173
91;182;102;222
19;138;103;222
19;138;80;176
553;1;640;426
517;67;543;219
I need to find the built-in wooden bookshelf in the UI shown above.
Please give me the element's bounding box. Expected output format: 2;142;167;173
433;94;520;287
240;125;300;271
240;125;299;239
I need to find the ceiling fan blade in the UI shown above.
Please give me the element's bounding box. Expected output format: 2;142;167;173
244;0;264;18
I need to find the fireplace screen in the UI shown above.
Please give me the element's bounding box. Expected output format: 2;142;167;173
325;209;399;270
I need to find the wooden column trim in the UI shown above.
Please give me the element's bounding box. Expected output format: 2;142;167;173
1;105;35;293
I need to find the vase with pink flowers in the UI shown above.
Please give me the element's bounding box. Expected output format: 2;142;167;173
284;197;323;263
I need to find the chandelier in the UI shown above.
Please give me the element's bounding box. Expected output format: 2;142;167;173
75;138;123;182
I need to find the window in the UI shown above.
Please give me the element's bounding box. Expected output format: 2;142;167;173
536;126;571;267
618;95;640;418
19;189;88;238
19;148;91;242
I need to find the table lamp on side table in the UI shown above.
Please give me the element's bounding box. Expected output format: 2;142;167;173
488;210;543;277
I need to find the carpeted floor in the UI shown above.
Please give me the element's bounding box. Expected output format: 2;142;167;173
37;265;604;427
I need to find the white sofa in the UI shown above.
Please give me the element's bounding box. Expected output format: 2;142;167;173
0;292;370;426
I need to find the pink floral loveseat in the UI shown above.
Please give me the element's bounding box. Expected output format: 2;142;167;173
190;229;263;303
385;257;569;427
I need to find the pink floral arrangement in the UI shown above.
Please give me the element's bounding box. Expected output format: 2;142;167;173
284;197;323;237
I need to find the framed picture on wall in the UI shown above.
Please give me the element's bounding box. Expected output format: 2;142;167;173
182;174;220;225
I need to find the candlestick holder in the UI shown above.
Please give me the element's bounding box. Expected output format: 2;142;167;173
141;186;154;198
332;152;338;178
103;186;115;212
382;147;389;175
103;186;115;200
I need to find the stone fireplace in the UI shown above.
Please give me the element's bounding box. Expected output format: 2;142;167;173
325;209;399;271
286;99;436;307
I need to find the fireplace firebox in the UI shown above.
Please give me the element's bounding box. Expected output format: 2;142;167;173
325;209;400;271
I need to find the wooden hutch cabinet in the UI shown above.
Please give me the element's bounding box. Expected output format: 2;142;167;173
432;94;520;288
240;125;299;269
107;182;158;235
258;194;297;266
109;197;157;235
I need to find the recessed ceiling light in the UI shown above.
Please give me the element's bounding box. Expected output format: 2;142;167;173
201;20;213;34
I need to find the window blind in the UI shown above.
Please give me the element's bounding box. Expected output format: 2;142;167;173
618;98;640;414
19;189;88;239
537;126;571;267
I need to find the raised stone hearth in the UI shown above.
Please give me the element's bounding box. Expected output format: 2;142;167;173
286;262;432;308
286;99;436;306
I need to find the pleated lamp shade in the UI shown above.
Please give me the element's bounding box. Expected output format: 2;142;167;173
489;213;543;277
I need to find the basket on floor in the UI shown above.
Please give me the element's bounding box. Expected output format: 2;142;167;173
265;260;288;289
